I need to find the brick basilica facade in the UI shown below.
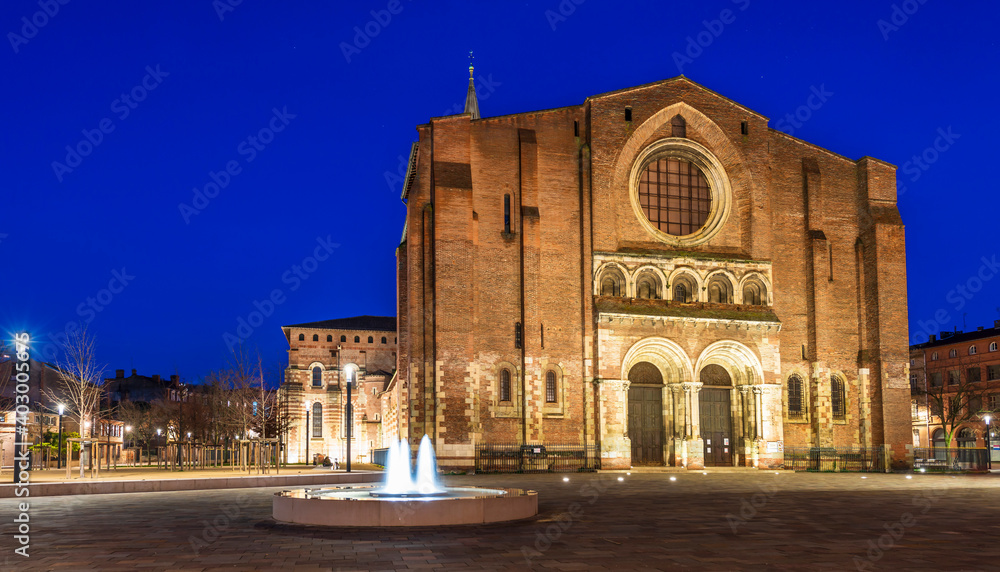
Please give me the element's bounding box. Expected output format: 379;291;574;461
283;75;911;470
394;74;910;471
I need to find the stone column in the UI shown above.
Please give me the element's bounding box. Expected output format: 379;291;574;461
596;379;631;470
669;384;683;466
684;382;704;469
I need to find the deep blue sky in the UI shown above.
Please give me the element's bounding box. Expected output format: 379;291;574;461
3;0;998;381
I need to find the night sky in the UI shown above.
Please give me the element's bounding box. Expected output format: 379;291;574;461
3;0;998;382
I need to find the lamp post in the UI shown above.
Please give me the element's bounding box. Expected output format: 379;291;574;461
57;404;65;470
985;414;993;471
346;375;352;473
125;426;132;467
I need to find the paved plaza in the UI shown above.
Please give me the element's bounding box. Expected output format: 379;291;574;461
2;471;1000;571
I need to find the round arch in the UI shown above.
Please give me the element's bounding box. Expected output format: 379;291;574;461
620;337;694;384
693;340;764;386
667;267;702;303
738;271;772;305
632;265;667;299
594;262;629;297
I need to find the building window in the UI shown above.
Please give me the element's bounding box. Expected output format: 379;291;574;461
638;158;711;237
515;322;522;349
911;399;919;418
670;114;686;137
354;336;360;343
635;273;660;299
312;403;322;438
327;335;333;342
910;375;918;391
312;366;322;387
707;275;732;304
313;334;319;341
598;267;624;297
298;334;305;341
624;106;632;122
988;365;1000;381
500;369;511;402
503;194;511;234
742;280;765;306
948;370;960;385
545;371;557;403
831;376;846;420
341;335;347;342
930;372;943;387
968;367;982;383
991;342;998;352
990;393;1000;411
931;352;938;361
381;336;387;344
674;283;688;303
969;395;983;414
970;345;977;355
787;375;804;418
949;349;957;358
368;336;373;343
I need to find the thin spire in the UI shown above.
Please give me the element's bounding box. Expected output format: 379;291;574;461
463;50;480;120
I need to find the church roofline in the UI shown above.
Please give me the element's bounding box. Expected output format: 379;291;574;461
584;75;769;121
283;315;397;332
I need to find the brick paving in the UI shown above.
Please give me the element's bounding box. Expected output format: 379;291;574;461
2;472;1000;571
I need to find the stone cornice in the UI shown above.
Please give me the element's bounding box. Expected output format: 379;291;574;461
597;311;782;331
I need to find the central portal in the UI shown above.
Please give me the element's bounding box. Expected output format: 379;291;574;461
628;362;664;466
699;364;733;467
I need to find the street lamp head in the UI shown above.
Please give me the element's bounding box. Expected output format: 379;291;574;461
157;428;162;435
986;414;992;425
57;404;64;415
125;425;132;432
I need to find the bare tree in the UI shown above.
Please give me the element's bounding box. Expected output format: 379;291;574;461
44;329;107;440
919;369;989;448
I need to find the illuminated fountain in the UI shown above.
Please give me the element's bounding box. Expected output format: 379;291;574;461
273;435;537;527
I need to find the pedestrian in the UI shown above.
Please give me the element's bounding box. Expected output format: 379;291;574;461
334;457;340;470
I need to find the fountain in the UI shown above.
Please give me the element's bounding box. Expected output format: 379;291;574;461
273;435;537;526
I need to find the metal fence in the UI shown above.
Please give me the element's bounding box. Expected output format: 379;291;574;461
371;447;389;468
913;447;990;473
476;443;598;473
782;446;886;473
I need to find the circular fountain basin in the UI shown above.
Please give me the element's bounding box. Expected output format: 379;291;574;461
273;484;538;527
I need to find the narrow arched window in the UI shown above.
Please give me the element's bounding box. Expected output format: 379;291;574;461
503;194;511;234
674;283;688;303
312;402;322;438
831;376;846;420
341;335;347;342
931;352;938;361
312;366;322;387
991;342;998;352
327;335;333;342
500;369;511;402
970;345;977;355
298;334;305;341
354;336;360;343
381;337;387;344
545;371;557;403
313;334;319;341
368;336;374;343
787;375;804;418
670;114;686;138
949;349;957;358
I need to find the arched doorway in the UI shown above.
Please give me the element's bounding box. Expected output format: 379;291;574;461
699;364;733;466
628;362;664;465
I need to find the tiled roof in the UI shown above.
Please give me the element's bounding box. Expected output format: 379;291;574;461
286;315;396;332
912;326;1000;349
